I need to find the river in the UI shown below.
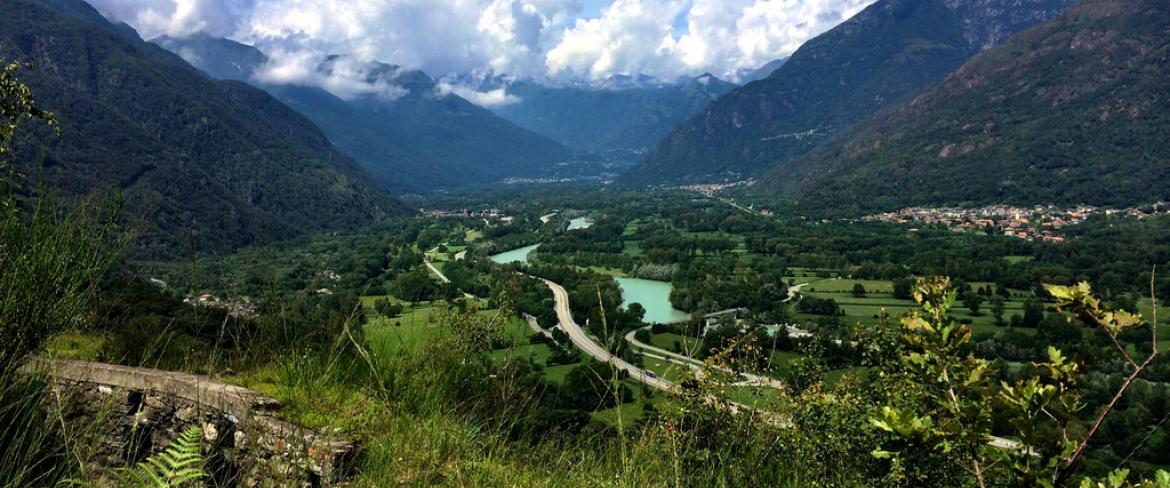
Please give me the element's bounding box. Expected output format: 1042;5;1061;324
489;243;540;265
567;217;593;230
615;277;689;324
490;218;685;324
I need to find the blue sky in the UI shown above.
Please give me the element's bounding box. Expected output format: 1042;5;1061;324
580;0;607;17
91;0;875;95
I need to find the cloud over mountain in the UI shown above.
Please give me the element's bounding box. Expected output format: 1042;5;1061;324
88;0;875;83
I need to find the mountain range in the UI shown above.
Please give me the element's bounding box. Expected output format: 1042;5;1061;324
764;0;1170;214
487;74;737;156
0;0;404;257
624;0;1079;184
154;35;575;192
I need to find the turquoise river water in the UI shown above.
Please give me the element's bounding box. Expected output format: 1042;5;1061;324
615;277;689;324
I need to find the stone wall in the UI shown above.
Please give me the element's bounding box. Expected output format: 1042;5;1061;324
32;359;359;487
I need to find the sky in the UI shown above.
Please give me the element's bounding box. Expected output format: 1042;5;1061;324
90;0;875;90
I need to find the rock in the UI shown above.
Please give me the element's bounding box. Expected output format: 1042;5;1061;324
203;422;219;442
176;406;198;421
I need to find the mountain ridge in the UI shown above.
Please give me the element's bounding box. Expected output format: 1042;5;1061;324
624;0;1078;185
761;0;1170;215
1;0;404;257
487;74;737;155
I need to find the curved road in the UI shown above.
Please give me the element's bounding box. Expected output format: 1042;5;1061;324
540;278;678;392
424;246;477;299
623;328;784;389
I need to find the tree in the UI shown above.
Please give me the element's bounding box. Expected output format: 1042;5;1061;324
626;302;646;323
962;293;984;316
990;297;1005;326
852;283;867;298
1;62;120;488
893;277;915;300
558;361;630;411
870;278;1168;487
797;297;841;316
393;269;440;302
1;62;56;176
374;298;402;318
1022;299;1045;328
996;283;1011;299
1009;313;1022;328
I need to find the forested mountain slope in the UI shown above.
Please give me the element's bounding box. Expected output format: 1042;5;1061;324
155;36;574;192
625;0;1077;184
0;0;404;257
770;0;1170;215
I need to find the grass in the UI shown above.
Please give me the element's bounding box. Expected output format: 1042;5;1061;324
586;266;626;277
589;380;669;425
647;333;703;357
795;287;1037;335
542;364;578;384
639;357;695;384
44;330;107;361
802;279;894;294
1135;298;1169;350
489;343;554;367
363;294;584;386
622;240;644;257
362;296;500;354
621;220;640;237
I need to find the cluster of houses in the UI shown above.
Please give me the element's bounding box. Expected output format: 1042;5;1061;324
861;202;1169;242
673;179;756;197
419;208;512;222
183;293;256;318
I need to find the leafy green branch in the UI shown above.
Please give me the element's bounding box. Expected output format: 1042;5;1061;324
1047;275;1161;485
871;275;1166;487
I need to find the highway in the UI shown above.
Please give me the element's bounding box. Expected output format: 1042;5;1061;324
539;277;678;392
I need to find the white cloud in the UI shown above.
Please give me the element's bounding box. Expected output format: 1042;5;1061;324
89;0;254;38
545;0;689;80
90;0;876;84
547;0;877;81
436;82;522;107
252;51;409;101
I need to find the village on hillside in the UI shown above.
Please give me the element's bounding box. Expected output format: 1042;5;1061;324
861;202;1170;242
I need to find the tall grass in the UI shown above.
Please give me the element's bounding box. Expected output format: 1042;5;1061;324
220;288;881;487
0;189;124;486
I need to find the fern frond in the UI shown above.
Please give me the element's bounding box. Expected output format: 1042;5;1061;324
115;426;208;487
